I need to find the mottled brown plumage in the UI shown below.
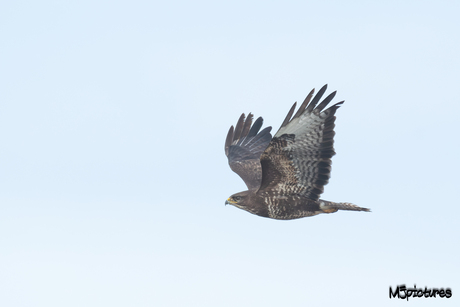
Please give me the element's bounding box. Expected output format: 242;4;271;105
224;85;370;219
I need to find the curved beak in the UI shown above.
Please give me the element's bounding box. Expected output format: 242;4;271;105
225;200;229;206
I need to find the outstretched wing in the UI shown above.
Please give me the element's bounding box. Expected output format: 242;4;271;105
225;113;272;190
258;85;343;200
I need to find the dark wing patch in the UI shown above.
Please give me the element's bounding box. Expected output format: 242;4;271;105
259;85;343;200
225;113;272;190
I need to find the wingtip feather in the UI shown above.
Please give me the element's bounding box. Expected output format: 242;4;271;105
225;125;234;156
280;102;297;128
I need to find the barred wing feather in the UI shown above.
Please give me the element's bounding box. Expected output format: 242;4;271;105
259;85;343;201
225;113;272;190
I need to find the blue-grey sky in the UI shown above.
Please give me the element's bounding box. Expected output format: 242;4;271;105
1;1;459;306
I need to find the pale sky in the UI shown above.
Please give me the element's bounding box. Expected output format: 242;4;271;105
1;1;459;306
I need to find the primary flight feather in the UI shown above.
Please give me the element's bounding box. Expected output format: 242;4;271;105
224;85;370;219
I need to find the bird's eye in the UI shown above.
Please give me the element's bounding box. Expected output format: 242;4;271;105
234;196;241;201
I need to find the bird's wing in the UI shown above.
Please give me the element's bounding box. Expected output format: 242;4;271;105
225;113;272;190
258;85;343;200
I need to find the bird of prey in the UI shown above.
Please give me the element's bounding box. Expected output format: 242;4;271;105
224;85;369;219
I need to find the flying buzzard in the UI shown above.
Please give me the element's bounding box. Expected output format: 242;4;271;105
224;85;370;219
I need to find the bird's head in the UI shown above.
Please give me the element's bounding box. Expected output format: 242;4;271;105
225;191;250;209
225;190;268;217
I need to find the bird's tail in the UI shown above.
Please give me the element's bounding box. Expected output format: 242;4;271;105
319;201;370;213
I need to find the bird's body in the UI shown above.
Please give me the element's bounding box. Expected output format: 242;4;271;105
224;85;370;220
230;192;322;219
